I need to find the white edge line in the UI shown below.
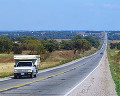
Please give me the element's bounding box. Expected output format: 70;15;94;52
0;78;12;82
64;48;106;96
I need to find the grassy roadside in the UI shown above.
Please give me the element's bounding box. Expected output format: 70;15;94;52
107;43;120;96
0;63;14;78
39;47;99;70
0;46;100;78
0;54;14;57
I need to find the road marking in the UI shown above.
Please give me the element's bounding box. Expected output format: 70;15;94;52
64;49;105;96
0;47;98;82
0;64;84;92
0;46;101;92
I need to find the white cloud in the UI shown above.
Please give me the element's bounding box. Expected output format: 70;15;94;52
83;3;94;7
104;4;120;8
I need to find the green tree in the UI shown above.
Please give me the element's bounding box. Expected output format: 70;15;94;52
81;39;91;52
13;43;22;54
24;40;37;54
14;36;35;43
85;36;100;48
72;35;82;54
72;39;82;54
72;35;82;40
43;39;59;52
0;37;13;54
117;51;120;56
60;40;73;50
117;43;120;50
36;40;46;54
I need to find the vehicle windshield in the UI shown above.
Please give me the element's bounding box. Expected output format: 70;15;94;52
17;62;32;67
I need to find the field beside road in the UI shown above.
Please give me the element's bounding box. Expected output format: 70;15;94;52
39;47;98;70
0;63;14;78
0;47;99;78
110;40;120;43
108;47;120;96
0;41;105;96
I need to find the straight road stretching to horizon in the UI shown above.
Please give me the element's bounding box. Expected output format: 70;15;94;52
0;33;107;96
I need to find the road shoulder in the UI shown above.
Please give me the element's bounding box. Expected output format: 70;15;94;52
67;51;117;96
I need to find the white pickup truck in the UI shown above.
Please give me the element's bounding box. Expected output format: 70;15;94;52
14;55;40;79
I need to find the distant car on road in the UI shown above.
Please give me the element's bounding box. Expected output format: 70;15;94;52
100;52;103;54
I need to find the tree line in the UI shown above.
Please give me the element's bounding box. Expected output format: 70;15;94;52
110;42;120;50
0;35;100;54
0;31;103;39
108;34;120;40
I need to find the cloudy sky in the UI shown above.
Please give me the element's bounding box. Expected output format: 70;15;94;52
0;0;120;31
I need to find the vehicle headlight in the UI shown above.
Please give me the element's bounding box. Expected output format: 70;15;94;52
14;69;18;73
28;69;32;72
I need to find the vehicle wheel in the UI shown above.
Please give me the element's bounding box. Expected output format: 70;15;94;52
14;75;17;79
30;73;33;78
34;74;36;78
19;75;21;79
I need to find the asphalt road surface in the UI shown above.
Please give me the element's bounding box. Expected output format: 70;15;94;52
0;34;107;96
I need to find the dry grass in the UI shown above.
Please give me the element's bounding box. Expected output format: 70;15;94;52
110;40;120;43
79;47;97;57
39;47;98;70
45;50;77;62
0;56;14;63
39;62;61;70
0;48;99;78
107;49;120;95
0;54;15;77
0;63;14;77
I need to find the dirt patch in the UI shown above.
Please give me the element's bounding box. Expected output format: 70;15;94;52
110;40;120;43
0;56;14;63
45;50;79;62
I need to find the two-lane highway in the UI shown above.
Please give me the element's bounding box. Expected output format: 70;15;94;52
0;34;107;96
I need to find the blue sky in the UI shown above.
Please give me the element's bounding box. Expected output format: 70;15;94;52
0;0;120;31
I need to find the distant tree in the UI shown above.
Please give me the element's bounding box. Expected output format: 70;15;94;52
117;45;120;50
110;43;116;49
85;36;100;48
13;43;22;54
24;40;37;54
43;39;59;52
60;40;73;50
22;43;27;50
0;37;13;54
36;40;46;54
23;39;46;54
108;34;120;40
117;43;120;50
117;51;120;56
81;39;91;52
14;36;35;43
72;39;82;54
72;35;82;40
72;36;92;54
72;35;83;54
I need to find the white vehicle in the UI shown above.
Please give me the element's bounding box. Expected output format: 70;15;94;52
14;55;40;79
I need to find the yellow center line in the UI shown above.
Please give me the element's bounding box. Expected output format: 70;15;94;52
0;64;84;92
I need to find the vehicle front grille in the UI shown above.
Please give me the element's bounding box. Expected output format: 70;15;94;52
18;69;28;73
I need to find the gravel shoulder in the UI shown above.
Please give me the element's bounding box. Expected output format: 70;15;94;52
68;51;117;96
